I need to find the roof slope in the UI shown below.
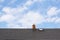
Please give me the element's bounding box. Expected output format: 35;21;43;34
0;29;60;40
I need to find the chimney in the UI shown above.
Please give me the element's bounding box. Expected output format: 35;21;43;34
32;24;36;31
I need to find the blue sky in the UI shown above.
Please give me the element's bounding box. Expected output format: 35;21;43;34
0;0;60;29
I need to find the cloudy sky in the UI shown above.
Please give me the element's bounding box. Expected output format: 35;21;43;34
0;0;60;29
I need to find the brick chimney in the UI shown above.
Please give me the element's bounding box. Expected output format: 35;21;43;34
32;24;36;31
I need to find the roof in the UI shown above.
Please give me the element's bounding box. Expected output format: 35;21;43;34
0;29;60;40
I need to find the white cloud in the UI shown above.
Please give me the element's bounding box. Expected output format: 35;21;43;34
1;2;60;28
24;0;44;8
55;18;60;23
46;17;57;22
1;6;60;28
2;7;11;14
18;11;45;28
46;7;60;23
0;14;15;22
2;6;27;15
25;0;33;6
1;6;29;28
47;7;57;17
2;6;60;28
2;0;44;15
47;7;60;17
2;7;28;21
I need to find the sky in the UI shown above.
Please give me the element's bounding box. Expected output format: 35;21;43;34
0;0;60;29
